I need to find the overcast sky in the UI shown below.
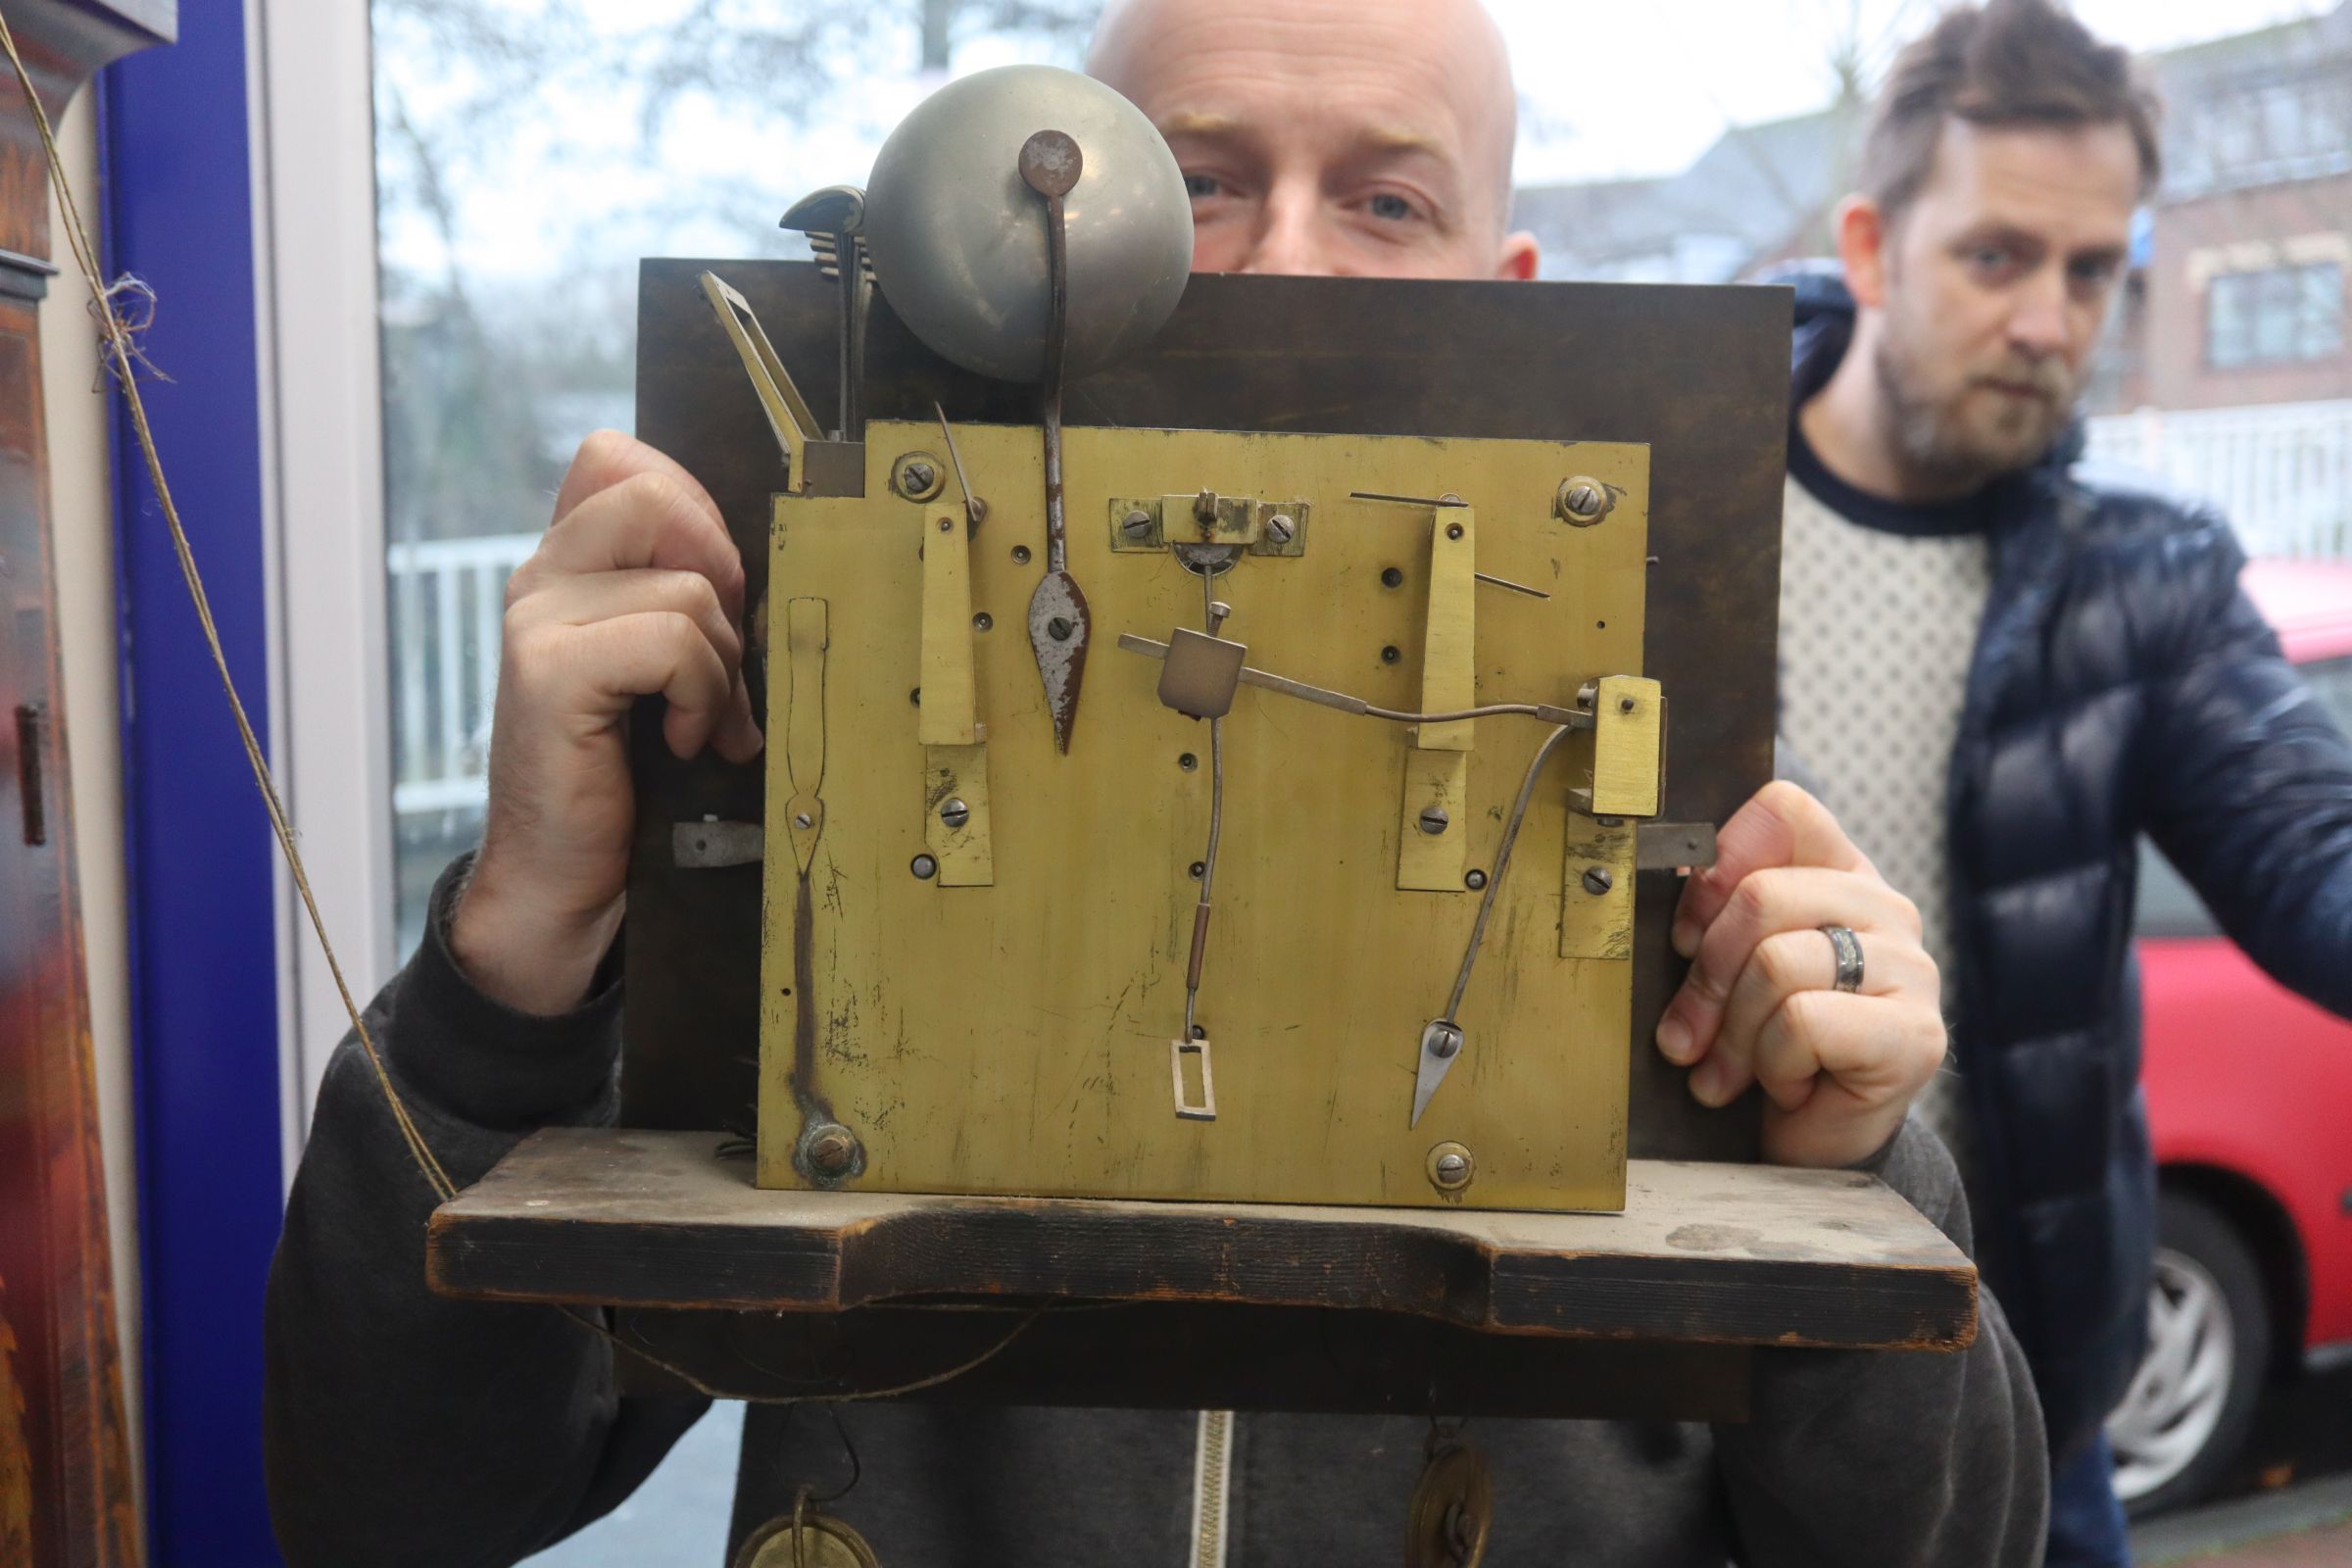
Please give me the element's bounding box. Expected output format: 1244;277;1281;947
379;0;2335;285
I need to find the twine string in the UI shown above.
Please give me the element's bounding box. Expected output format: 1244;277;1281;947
0;10;456;1204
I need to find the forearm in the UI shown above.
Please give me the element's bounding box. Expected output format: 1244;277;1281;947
1713;1121;2048;1567
264;859;707;1567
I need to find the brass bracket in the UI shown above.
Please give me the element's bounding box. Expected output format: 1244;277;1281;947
923;743;994;886
917;512;979;746
1398;506;1476;891
1108;495;1310;557
1396;749;1469;891
914;504;992;881
1572;675;1663;819
1559;816;1636;959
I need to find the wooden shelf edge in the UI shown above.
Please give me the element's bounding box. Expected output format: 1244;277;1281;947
426;1127;1976;1351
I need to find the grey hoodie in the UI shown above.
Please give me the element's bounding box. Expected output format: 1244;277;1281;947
265;858;2047;1566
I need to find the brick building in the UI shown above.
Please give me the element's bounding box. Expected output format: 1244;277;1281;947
2096;5;2352;414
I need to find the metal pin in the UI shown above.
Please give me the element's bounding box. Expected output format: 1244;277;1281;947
1474;571;1550;600
1350;491;1470;508
932;401;986;530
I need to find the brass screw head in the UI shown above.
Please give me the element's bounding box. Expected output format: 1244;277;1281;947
1557;476;1610;525
892;453;946;502
807;1123;859;1176
1427;1141;1475;1193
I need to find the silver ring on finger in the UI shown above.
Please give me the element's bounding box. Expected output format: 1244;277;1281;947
1819;924;1865;994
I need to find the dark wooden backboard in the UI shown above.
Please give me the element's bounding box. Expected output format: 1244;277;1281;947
625;262;1788;1166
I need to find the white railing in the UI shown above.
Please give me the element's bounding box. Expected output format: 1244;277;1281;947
386;532;537;817
2087;399;2352;560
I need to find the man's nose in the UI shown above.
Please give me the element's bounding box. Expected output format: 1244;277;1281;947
2006;269;2072;359
1238;181;1346;277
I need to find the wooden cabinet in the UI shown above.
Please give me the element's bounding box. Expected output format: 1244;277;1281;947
0;4;173;1564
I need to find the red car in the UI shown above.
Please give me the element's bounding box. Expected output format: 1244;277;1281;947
2107;558;2352;1514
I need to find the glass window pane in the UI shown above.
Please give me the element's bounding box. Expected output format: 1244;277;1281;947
2301;263;2343;359
2207;272;2249;367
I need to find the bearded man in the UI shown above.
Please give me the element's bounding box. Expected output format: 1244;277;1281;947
1770;4;2352;1564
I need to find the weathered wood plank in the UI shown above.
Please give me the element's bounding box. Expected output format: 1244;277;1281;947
428;1129;1975;1351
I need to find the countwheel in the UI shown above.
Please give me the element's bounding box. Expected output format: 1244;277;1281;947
2106;1189;2273;1518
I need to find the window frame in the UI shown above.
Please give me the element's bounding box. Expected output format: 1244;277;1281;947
2205;260;2345;370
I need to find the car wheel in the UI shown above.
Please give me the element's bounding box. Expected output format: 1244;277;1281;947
2106;1189;2273;1518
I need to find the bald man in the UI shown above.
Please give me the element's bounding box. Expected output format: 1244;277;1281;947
1091;0;1538;279
264;2;2044;1563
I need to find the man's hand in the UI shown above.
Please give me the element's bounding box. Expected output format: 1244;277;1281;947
1653;781;1946;1168
450;432;762;1015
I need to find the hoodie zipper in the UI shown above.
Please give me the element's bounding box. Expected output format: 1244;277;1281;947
1190;1410;1233;1568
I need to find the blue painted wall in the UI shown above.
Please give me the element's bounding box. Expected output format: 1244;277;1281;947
104;0;286;1559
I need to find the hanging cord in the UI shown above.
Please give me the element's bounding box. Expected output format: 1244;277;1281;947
0;12;457;1205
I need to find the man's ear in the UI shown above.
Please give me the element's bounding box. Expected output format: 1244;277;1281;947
1836;195;1890;309
1494;230;1540;281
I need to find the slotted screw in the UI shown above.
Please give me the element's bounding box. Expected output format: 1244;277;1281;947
940;799;970;829
1583;866;1614;896
1418;806;1450;835
807;1123;858;1175
1266;514;1296;546
1121;508;1153;539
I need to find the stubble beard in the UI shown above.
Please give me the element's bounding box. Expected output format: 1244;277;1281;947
1871;313;2073;498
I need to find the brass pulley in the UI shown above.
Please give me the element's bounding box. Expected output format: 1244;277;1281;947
733;1492;881;1568
1403;1428;1494;1568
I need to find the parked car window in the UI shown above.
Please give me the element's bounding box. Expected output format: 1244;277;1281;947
2136;653;2352;938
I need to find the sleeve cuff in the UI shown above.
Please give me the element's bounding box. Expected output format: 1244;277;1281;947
384;853;626;1131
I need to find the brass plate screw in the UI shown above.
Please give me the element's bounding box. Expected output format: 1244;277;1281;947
892;453;945;502
807;1123;860;1176
1556;476;1610;525
1427;1141;1475;1193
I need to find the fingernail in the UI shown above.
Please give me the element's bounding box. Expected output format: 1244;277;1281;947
1655;1015;1692;1064
1671;920;1699;959
1689;1057;1724;1105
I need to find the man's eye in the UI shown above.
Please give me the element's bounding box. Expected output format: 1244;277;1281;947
1969;246;2012;272
1184;173;1222;200
1368;192;1416;221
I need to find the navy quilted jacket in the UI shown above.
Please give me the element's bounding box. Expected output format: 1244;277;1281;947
1791;273;2352;1462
